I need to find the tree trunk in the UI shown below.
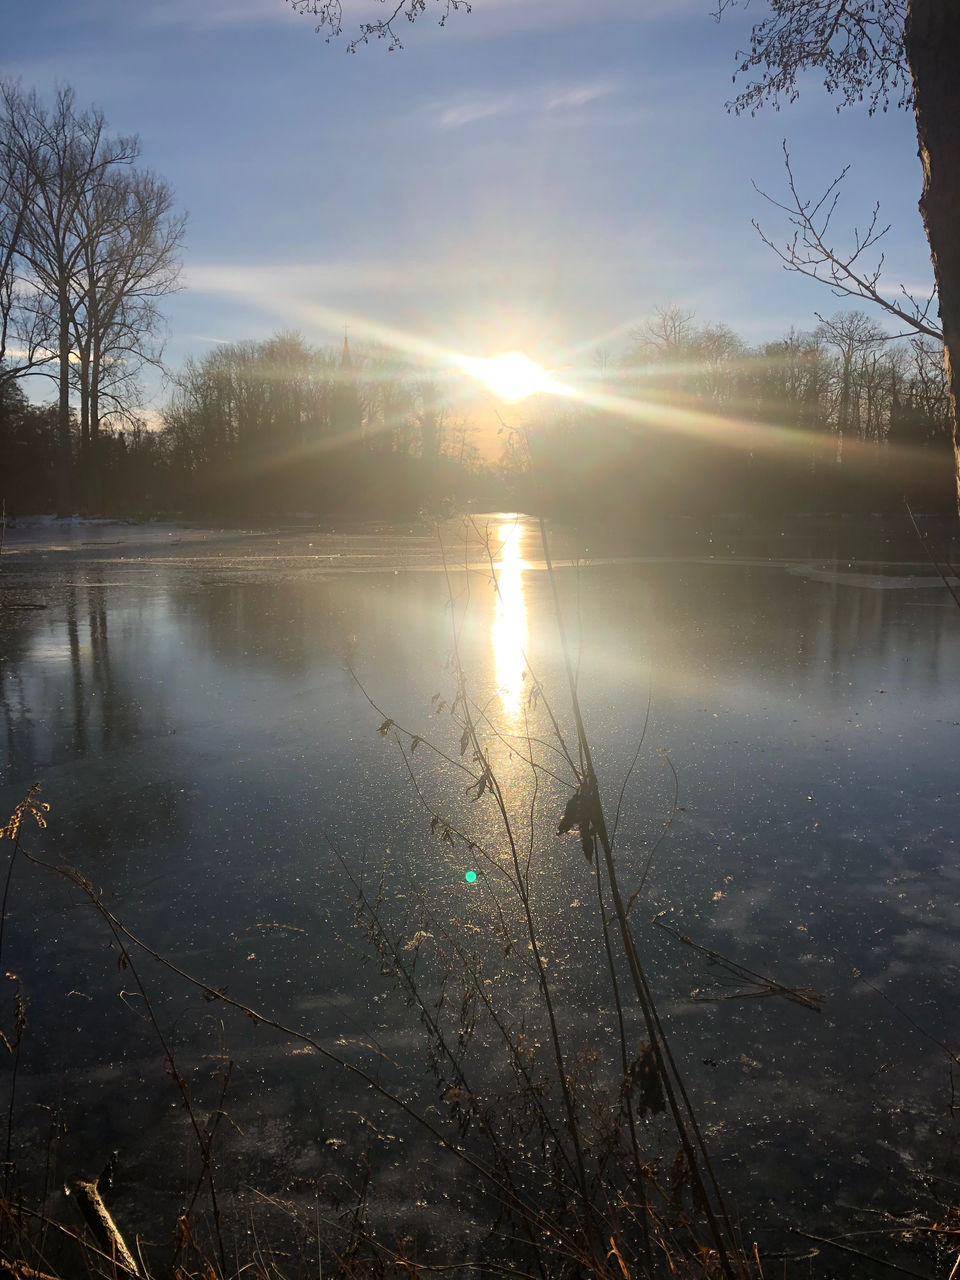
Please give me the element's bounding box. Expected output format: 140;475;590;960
89;276;102;514
78;344;91;514
56;286;72;517
905;0;960;510
837;348;851;462
90;328;102;514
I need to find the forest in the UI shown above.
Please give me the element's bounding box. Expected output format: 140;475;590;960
2;306;954;525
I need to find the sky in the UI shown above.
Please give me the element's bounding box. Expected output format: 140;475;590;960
1;0;936;414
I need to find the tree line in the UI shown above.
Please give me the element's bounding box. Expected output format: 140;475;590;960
534;305;954;525
3;303;952;525
0;81;184;515
157;331;494;519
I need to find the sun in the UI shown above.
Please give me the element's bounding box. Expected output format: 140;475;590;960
462;351;557;401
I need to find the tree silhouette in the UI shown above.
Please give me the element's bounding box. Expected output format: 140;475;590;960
0;83;184;513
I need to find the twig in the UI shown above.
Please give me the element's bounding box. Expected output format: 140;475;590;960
904;502;960;613
792;1229;932;1277
625;749;680;912
656;915;823;1012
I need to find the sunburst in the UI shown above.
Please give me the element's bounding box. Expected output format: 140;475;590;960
461;351;558;401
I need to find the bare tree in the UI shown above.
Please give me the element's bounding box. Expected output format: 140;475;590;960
719;0;960;505
0;83;55;385
814;309;888;454
628;304;697;359
2;85;138;513
623;306;746;406
415;377;445;468
1;83;184;514
907;335;951;439
356;343;415;454
70;167;185;509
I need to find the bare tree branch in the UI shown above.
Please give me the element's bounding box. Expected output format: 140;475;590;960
722;0;910;117
285;0;471;50
0;82;57;383
754;142;942;342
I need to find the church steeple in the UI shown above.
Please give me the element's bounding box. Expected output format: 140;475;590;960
331;325;361;438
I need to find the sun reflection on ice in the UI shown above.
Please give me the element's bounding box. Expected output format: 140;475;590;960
492;520;528;720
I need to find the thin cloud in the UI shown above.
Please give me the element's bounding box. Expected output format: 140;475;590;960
877;281;937;302
439;94;522;129
544;84;612;111
436;80;618;129
180;333;237;346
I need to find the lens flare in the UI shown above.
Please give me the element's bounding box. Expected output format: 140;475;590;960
215;277;889;474
462;352;559;401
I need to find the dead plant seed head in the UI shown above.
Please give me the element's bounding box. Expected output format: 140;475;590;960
1;785;50;840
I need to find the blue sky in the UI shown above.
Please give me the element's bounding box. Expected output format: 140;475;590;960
2;0;933;409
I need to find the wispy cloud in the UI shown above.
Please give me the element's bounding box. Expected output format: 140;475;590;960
436;80;617;129
877;280;937;302
544;84;611;111
437;95;518;129
179;333;237;346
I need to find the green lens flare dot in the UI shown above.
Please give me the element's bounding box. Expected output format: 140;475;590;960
464;870;478;884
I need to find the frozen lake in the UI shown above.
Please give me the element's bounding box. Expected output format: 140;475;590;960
2;514;959;1274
